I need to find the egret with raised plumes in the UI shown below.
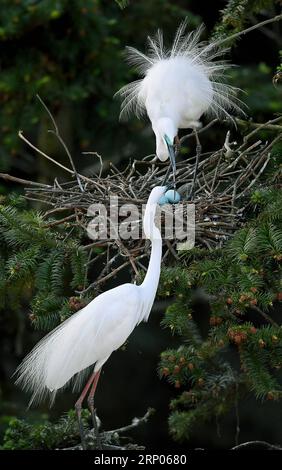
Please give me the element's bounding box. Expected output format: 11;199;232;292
116;20;245;193
15;186;166;449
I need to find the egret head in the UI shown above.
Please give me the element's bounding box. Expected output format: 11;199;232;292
148;185;167;204
153;117;177;170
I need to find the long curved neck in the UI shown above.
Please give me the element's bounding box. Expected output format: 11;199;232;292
140;200;163;320
141;236;162;295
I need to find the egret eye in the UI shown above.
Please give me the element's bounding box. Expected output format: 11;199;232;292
165;189;181;204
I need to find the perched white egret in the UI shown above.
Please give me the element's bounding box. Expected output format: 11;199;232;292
15;186;166;449
116;20;245;193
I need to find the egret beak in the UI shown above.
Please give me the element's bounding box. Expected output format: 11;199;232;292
164;134;176;190
164;134;176;172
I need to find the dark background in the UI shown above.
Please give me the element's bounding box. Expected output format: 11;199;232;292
0;0;281;449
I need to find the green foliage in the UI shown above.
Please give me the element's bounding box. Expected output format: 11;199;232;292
0;0;281;450
0;195;90;330
212;0;280;42
1;410;90;450
158;187;282;441
0;0;192;174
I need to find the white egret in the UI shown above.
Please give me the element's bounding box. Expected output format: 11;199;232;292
116;20;245;194
15;186;166;449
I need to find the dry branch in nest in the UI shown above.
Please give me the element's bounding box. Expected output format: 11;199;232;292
2;107;280;293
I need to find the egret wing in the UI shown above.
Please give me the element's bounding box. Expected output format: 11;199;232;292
15;284;143;405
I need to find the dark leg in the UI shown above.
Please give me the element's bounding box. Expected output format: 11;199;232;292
162;162;171;186
174;135;181;156
189;129;202;199
87;369;102;449
75;370;97;450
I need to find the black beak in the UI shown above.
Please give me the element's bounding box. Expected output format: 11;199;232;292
164;134;176;189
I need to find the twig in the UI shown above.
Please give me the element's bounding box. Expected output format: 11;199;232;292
107;407;155;435
82;151;103;178
36;94;84;192
179;119;219;147
0;173;51;188
214;13;282;47
43;214;76;228
251;305;279;328
19;130;75;176
59;408;153;451
231;440;282;450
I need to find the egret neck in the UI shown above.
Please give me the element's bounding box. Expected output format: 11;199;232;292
141;188;164;320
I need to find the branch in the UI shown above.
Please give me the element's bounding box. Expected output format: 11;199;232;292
0;173;51;188
231;440;282;451
214;14;282;47
107;407;155;436
36;94;84;192
19;130;99;188
59;408;153;451
251;305;279;328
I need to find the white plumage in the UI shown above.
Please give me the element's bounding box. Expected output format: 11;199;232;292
15;186;165;407
116;20;245;162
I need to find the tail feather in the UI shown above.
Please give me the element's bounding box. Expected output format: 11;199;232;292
14;309;94;406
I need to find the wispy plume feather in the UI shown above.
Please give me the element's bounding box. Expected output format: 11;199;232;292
115;20;246;122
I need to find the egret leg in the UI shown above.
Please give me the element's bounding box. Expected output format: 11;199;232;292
189;129;202;200
75;370;97;450
162;163;171;186
87;369;102;449
174;135;181;155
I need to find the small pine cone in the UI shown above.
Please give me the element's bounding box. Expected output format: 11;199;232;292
267;391;274;400
162;367;170;377
276;292;282;301
226;297;233;305
179;356;186;364
209;316;216;326
234;332;247;344
187;363;194;371
198;378;204;387
29;313;36;322
187;313;193;320
168;355;175;362
69;296;78;310
250;298;257;305
272;335;279;343
234;334;243;345
258;339;266;348
210;316;222;326
174;380;181;388
174;365;180;374
227;328;235;340
218;339;225;347
250;287;258;294
249;326;257;334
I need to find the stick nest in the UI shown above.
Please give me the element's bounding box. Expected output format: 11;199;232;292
3;115;278;289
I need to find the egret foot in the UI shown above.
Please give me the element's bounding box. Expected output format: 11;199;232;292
87;396;102;450
75;402;87;450
74;369;100;450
